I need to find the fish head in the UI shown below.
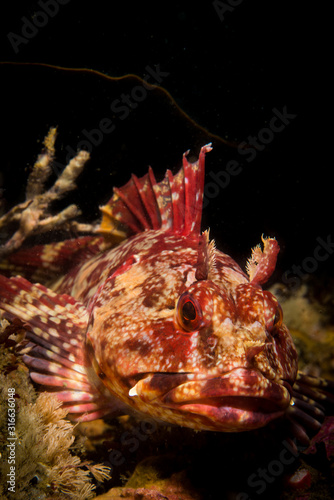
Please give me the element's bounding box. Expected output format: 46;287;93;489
86;233;298;432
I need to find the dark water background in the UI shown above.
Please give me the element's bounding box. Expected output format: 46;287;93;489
0;1;331;281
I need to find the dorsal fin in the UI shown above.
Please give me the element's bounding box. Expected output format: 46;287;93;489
97;144;212;238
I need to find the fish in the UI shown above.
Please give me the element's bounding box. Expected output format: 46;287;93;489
0;144;333;444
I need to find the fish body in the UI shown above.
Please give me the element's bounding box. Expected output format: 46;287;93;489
0;145;332;441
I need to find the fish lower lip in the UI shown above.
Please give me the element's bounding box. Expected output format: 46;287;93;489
164;373;291;431
166;370;289;407
130;369;290;411
171;396;285;414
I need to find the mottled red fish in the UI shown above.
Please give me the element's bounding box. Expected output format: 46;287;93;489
0;145;333;443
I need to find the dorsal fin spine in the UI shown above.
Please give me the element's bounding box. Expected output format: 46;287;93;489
132;172;159;230
168;169;182;233
97;144;212;238
113;186;148;233
183;144;212;235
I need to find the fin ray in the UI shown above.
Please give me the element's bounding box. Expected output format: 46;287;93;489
98;144;212;237
286;371;334;444
0;274;121;420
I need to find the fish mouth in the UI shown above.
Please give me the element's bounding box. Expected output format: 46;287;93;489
129;368;291;431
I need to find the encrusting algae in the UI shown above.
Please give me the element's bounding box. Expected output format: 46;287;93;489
0;318;111;499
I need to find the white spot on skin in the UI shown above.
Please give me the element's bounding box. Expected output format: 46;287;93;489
49;316;61;324
249;321;263;330
48;344;61;354
48;328;59;337
185;270;196;287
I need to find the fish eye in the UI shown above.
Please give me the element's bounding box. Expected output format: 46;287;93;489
182;300;197;321
176;292;203;331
